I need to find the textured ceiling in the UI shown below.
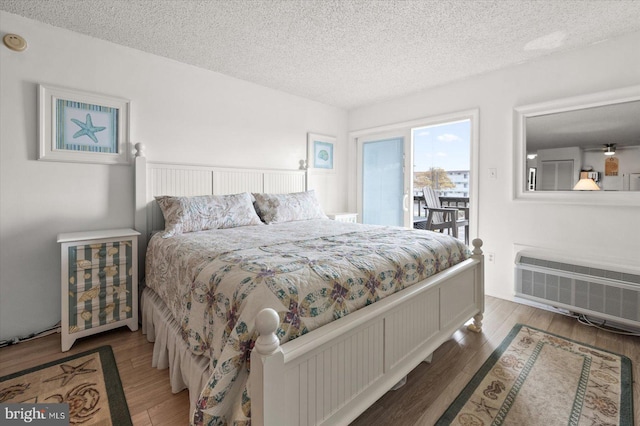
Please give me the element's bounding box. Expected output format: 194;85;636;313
2;0;640;109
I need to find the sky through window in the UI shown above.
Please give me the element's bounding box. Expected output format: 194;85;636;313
413;120;470;172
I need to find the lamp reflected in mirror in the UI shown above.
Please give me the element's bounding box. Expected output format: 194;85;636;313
573;178;600;191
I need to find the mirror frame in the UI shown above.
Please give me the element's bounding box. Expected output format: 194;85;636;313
513;85;640;206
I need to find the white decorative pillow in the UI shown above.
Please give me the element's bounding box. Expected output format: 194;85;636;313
155;192;263;237
253;190;328;224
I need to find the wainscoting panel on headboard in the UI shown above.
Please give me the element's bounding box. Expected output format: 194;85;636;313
213;170;264;195
264;171;307;194
151;165;214;196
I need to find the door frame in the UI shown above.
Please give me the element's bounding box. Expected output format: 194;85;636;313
349;109;479;239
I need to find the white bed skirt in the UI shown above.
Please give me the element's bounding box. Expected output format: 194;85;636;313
141;286;210;417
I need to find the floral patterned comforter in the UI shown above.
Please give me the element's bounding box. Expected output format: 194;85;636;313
145;219;471;425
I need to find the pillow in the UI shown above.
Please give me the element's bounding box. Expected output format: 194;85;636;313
155;192;263;237
253;190;328;224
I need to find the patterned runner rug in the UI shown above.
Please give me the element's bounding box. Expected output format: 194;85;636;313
436;324;633;426
0;345;131;425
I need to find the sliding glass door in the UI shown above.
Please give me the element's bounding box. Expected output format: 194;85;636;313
353;109;478;238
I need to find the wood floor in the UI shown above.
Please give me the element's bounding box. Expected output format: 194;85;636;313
0;296;637;425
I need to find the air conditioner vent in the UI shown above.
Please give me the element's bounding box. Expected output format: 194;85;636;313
515;250;640;329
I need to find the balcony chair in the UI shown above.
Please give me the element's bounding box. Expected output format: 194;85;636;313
413;186;469;244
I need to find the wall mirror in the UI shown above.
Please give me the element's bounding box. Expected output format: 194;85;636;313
514;85;640;206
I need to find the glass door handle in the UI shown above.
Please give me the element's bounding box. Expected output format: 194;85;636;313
402;193;409;211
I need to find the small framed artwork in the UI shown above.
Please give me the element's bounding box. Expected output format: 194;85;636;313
39;84;130;165
605;157;619;176
307;133;335;172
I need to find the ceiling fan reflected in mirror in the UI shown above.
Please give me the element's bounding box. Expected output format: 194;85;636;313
604;144;616;156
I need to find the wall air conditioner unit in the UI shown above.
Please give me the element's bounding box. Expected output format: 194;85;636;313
514;250;640;330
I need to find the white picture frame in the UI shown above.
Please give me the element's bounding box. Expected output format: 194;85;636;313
38;84;130;165
307;133;335;173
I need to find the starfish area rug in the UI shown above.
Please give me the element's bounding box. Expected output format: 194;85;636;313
0;345;131;425
436;324;633;426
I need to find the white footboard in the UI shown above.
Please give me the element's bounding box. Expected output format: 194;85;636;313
251;239;484;426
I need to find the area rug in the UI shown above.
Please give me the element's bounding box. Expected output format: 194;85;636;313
436;324;633;425
0;345;132;425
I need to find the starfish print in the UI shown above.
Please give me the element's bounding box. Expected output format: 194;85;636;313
470;397;498;418
43;359;96;386
588;379;617;396
70;113;105;143
598;361;618;373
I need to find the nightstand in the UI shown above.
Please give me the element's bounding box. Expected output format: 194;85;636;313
327;213;358;223
57;228;140;351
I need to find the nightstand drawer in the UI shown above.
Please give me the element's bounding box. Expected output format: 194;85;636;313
72;283;131;307
68;263;131;288
69;241;132;272
69;296;132;334
69;264;131;287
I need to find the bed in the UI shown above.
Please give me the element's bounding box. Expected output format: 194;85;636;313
134;144;484;426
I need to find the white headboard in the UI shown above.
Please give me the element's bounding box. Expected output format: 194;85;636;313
134;143;307;275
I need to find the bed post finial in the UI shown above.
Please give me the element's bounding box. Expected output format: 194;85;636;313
471;238;483;255
135;143;146;158
251;308;284;425
255;308;281;355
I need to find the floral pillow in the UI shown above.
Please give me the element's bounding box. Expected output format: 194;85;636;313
155;192;263;237
253;190;328;224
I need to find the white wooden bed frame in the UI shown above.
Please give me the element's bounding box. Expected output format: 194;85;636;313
133;144;484;426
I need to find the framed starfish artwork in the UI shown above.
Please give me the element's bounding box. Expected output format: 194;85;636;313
307;133;335;173
38;84;130;165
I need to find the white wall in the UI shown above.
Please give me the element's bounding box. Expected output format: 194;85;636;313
0;12;348;341
349;32;640;301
